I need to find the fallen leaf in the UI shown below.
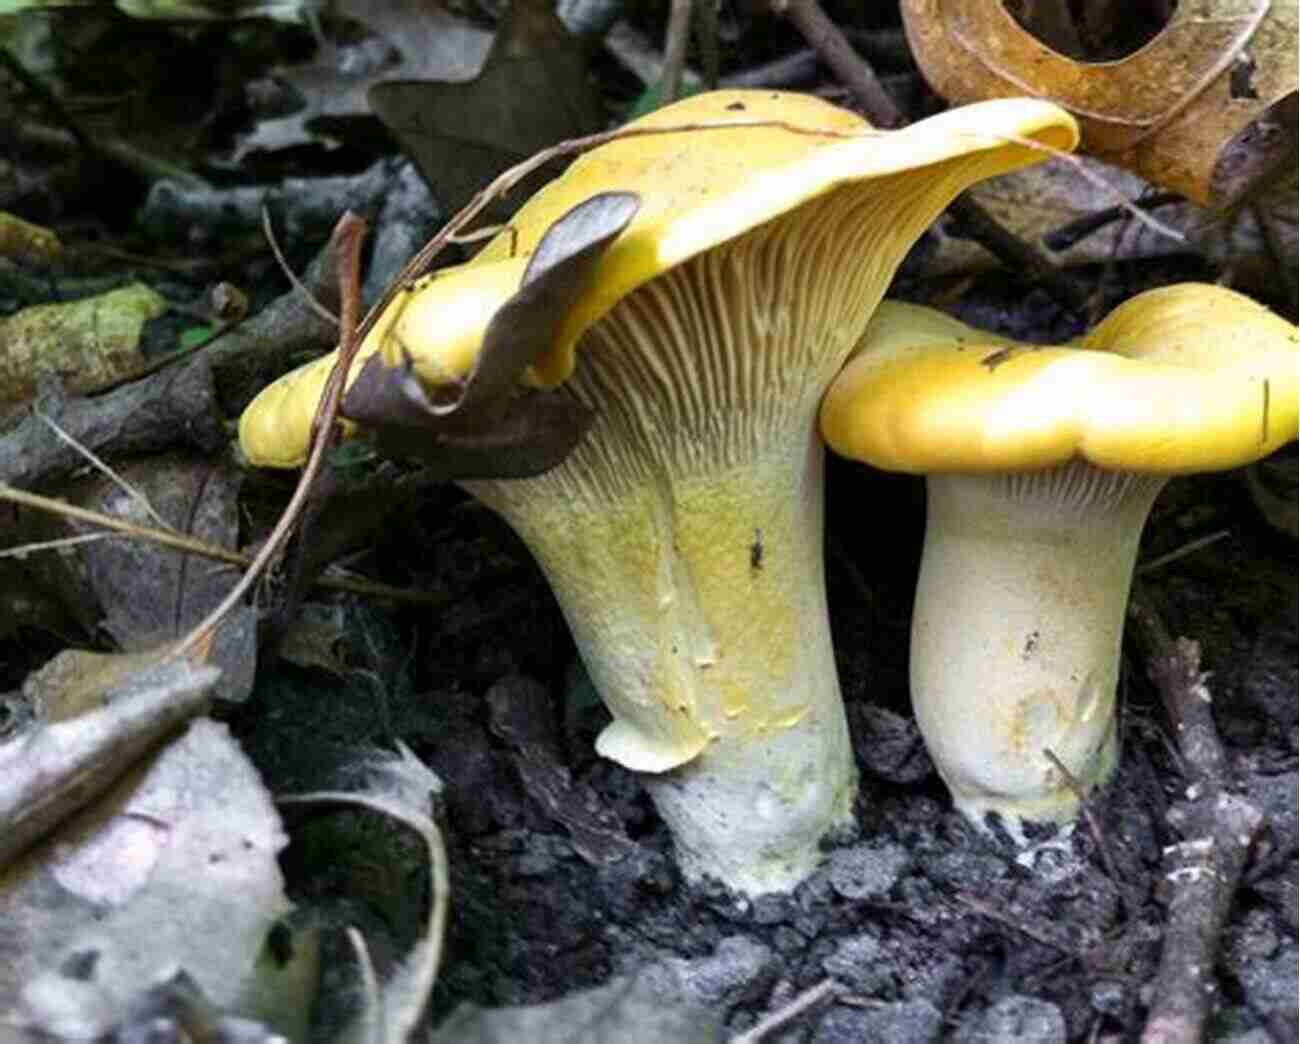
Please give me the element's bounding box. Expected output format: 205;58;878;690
15;452;258;702
276;603;350;675
368;0;603;219
1;716;299;1039
902;0;1298;205
0;210;62;265
235;0;491;157
0;0;314;19
486;675;636;866
429;975;719;1044
0;283;166;409
0;653;217;868
280;743;448;1044
915;154;1297;281
341;191;640;477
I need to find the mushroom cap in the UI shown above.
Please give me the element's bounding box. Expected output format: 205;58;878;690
820;284;1300;475
477;89;1077;385
238;257;526;468
240;89;1078;468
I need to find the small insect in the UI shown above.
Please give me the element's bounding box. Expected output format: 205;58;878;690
979;347;1015;371
750;529;763;574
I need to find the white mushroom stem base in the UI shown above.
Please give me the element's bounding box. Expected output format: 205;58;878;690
465;440;856;895
911;461;1167;838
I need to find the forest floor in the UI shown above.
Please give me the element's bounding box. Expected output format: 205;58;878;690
1;3;1295;1042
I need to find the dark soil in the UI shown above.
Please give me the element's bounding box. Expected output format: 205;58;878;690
230;435;1298;1043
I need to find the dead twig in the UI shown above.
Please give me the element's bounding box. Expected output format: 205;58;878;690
772;0;903;128
730;979;837;1044
0;362;225;491
1042;746;1134;922
177;211;368;662
1138;530;1232;574
262;205;340;328
1043;191;1184;252
0;47;96;155
32;406;173;530
945;194;1092;314
956;893;1081;956
1127;589;1264;1044
346;926;384;1044
0;481;444;606
769;0;1092;314
661;0;693;105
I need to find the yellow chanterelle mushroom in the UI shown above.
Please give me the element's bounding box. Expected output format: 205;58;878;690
821;285;1299;839
241;89;1079;893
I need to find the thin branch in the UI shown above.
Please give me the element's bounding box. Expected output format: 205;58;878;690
1127;589;1264;1044
1043;191;1184;252
1042;746;1132;920
1138;530;1232;574
0;484;242;566
772;0;903;127
33;406;173;531
0;47;95;154
956;894;1080;955
661;0;693;105
174;212;369;662
0;481;441;605
730;979;837;1044
0;532;108;559
262;205;339;328
945;194;1091;314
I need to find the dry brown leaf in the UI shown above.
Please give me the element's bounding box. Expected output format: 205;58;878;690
14;453;258;702
917;155;1297;282
1;714;297;1038
902;0;1298;205
340;192;639;477
0;653;217;868
369;0;604;220
235;0;490;157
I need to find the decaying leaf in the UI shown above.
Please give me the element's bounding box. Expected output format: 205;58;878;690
0;283;167;409
280;743;448;1044
1244;450;1299;539
368;0;603;219
0;0;315;19
276;602;351;675
15;452;258;702
235;0;491;157
901;0;1298;205
1;716;302;1039
0;653;217;867
341;191;640;477
916;153;1297;279
0;210;62;265
486;675;636;866
428;975;719;1044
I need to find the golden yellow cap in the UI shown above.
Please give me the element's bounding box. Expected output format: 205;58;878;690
821;285;1300;476
240;89;1079;468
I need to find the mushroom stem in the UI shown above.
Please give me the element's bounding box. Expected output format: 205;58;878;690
466;434;856;894
911;460;1166;837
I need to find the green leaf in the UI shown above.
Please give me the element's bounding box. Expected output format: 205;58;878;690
178;325;216;350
